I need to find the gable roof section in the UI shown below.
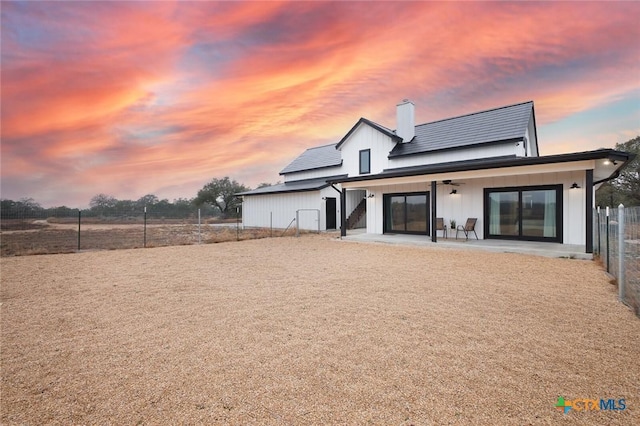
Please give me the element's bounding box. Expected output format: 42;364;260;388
237;175;347;196
335;117;402;150
279;143;342;175
389;101;534;158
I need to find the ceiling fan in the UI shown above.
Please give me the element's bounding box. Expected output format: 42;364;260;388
437;180;465;186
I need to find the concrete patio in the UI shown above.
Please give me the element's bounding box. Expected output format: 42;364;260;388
342;229;591;259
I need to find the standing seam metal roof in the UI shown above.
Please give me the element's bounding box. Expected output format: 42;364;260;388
278;101;535;175
279;143;342;175
389;101;534;157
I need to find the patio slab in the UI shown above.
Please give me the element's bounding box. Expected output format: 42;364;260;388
342;231;591;259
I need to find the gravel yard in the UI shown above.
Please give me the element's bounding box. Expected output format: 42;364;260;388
1;234;638;424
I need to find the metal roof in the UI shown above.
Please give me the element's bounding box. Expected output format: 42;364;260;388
389;101;534;157
279;143;342;175
237;175;347;196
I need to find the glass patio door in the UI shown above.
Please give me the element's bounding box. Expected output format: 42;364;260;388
383;192;429;235
485;185;562;242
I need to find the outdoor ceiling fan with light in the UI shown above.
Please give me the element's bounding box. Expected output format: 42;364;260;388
437;180;465;186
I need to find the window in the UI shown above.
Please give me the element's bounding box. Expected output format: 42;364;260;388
383;192;429;235
484;185;562;242
359;149;370;174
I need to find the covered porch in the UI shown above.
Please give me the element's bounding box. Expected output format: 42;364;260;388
331;150;636;255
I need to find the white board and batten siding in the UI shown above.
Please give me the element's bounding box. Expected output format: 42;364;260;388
243;186;359;231
363;170;587;245
339;124;396;176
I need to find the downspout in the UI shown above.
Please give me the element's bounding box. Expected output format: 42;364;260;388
330;185;346;237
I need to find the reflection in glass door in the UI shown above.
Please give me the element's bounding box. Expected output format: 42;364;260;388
488;191;519;236
522;190;557;238
383;192;429;235
485;185;562;242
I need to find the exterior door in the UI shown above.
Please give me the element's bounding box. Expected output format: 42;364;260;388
325;197;337;230
383;192;430;235
484;185;562;242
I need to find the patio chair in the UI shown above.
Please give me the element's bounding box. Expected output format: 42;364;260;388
456;218;478;240
436;217;447;238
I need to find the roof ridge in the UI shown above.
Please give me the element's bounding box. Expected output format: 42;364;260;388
414;100;533;128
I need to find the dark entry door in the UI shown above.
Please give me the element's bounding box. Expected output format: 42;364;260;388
326;197;337;230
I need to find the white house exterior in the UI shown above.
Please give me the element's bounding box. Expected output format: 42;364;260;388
238;100;634;254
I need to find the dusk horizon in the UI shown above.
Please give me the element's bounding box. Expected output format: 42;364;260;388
2;1;639;208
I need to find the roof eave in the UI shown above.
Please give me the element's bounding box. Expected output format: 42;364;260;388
329;149;633;184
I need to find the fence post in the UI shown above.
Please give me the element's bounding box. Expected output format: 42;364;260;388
606;206;610;273
618;204;625;302
198;208;201;244
77;209;81;251
144;206;147;248
296;210;300;237
236;207;239;241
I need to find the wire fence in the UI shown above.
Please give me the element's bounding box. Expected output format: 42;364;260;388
594;205;640;316
0;207;301;257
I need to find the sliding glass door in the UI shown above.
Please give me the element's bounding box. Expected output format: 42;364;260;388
485;185;562;242
383;192;429;235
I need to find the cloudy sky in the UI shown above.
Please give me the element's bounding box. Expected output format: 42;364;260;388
2;1;639;208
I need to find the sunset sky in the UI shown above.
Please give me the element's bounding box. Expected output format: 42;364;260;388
2;1;639;208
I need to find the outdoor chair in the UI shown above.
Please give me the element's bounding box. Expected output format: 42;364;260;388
436;217;447;238
456;218;478;240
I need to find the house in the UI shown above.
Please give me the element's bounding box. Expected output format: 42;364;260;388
238;100;634;253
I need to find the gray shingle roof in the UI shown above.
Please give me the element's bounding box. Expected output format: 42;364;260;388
237;175;347;196
279;143;342;175
389;101;534;157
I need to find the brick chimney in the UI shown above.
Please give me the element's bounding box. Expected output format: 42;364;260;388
396;99;415;142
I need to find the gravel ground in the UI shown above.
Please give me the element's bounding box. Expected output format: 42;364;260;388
1;234;638;425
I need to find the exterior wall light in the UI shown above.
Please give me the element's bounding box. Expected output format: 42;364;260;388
570;183;580;189
450;189;457;195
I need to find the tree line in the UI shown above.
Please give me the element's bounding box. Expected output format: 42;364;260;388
1;177;260;220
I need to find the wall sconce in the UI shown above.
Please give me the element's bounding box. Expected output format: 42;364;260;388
570;183;580;189
449;189;457;195
322;197;327;200
367;193;375;198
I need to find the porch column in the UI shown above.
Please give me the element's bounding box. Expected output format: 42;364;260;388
431;181;437;243
340;188;347;238
585;169;594;253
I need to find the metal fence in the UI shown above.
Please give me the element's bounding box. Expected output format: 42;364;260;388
594;205;640;316
0;207;299;257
